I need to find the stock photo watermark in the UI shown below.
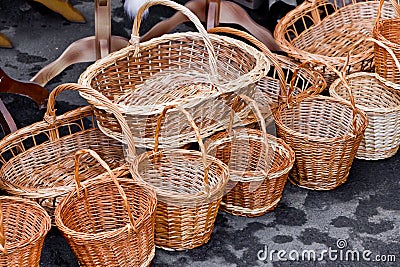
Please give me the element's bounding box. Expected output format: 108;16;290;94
257;239;396;263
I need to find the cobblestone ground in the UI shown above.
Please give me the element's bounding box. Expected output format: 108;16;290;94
0;0;399;266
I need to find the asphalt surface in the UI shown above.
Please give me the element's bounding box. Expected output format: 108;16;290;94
0;0;399;266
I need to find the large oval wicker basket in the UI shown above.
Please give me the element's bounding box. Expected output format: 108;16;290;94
274;0;400;85
55;150;157;267
0;83;136;221
0;196;51;267
78;0;271;150
131;105;229;251
274;61;368;190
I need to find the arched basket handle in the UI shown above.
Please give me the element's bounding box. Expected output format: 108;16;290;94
73;149;138;233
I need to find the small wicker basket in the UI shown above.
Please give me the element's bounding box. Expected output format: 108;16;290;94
0;83;136;221
330;38;400;160
55;149;157;267
205;95;295;217
373;0;400;84
274;0;400;85
131;105;229;250
274;61;368;190
0;196;51;267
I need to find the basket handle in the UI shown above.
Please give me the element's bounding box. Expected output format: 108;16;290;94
287;60;360;134
207;27;287;101
130;0;218;80
0;202;6;255
43;83;137;158
73;149;138;233
374;0;400;26
283;61;325;105
228;94;272;176
154;105;211;191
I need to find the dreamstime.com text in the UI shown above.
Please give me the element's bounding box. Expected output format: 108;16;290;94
257;239;396;263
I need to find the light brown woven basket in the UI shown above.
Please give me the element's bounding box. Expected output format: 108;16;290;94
274;0;400;85
373;0;400;84
0;196;51;267
330;38;400;160
78;0;271;150
55;149;157;267
0;83;136;221
274;60;368;190
208;27;327;114
131;105;229;251
205;95;295;217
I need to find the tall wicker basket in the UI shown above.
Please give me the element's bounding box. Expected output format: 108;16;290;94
274;61;368;190
0;196;51;267
274;0;400;85
205;95;295;217
373;0;400;84
131;105;229;250
55;150;157;267
78;0;271;150
0;83;136;221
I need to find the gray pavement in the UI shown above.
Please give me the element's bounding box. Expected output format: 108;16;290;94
0;0;399;266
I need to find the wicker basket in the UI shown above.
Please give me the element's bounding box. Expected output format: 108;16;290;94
131;105;229;250
205;95;295;217
274;0;400;85
0;196;51;267
0;83;136;221
55;149;157;267
274;61;368;190
330;38;400;160
78;0;271;150
208;27;327;114
373;0;400;84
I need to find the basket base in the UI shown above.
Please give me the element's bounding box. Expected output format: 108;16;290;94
288;173;349;191
220;198;280;217
155;233;212;251
355;145;399;161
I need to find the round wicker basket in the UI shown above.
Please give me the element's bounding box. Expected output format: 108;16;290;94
55;150;157;267
0;196;51;267
132;105;229;250
274;61;368;190
205;95;295;217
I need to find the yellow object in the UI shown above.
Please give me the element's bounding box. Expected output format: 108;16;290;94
33;0;86;23
0;33;12;48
